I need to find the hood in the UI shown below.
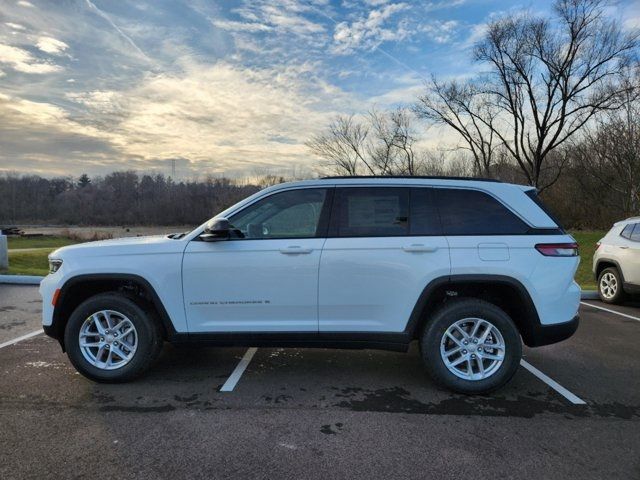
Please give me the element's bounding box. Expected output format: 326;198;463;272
50;234;186;259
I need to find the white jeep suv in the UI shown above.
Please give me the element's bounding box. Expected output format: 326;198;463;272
593;218;640;304
40;177;581;394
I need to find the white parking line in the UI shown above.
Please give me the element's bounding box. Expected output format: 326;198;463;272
0;329;43;349
220;347;258;392
520;359;586;405
580;301;640;323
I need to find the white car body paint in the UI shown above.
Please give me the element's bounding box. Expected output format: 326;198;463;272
318;235;450;332
40;177;580;337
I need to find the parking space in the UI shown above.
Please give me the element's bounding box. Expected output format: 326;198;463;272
1;286;639;479
0;285;43;344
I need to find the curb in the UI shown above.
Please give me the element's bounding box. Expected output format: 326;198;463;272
0;275;44;285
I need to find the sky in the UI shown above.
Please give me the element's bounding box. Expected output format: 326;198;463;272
0;0;638;180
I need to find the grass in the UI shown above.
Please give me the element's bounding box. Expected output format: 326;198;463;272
2;235;79;276
572;230;606;291
7;235;78;250
5;250;50;276
1;232;607;289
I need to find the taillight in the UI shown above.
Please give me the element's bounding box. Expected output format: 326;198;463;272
595;242;601;251
535;242;579;257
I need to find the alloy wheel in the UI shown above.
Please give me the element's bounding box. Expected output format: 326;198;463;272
440;317;506;381
78;310;138;370
600;272;618;299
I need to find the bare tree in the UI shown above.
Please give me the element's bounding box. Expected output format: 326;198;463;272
307;108;429;176
306;115;372;175
572;72;640;216
414;79;500;177
416;0;638;190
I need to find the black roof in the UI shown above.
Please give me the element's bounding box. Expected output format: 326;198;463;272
320;175;502;183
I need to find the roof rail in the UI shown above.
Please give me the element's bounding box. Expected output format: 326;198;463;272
319;175;503;183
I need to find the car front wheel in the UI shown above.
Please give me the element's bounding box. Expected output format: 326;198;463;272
598;267;625;304
420;298;522;394
64;293;163;382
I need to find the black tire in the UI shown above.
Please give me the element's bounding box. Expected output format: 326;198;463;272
64;293;163;382
598;267;626;304
420;298;522;395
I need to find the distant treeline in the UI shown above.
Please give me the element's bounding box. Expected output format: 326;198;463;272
0;169;631;230
0;172;261;226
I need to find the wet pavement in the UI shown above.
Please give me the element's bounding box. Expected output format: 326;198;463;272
1;285;639;479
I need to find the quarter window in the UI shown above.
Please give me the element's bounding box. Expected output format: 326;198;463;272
626;223;640;242
229;188;328;239
621;224;634;240
433;188;529;235
333;188;409;237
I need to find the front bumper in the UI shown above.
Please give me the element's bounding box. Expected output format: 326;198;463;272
525;314;579;347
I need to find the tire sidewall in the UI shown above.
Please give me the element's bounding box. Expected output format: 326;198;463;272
598;267;624;304
421;300;522;394
64;294;160;382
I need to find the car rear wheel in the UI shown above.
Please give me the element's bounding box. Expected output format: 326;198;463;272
420;298;522;394
598;267;625;304
64;293;163;382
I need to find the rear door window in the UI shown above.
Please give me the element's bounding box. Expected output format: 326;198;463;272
332;187;409;237
433;188;529;235
628;224;640;242
409;188;442;235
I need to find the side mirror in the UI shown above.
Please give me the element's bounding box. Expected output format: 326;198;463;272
201;217;231;242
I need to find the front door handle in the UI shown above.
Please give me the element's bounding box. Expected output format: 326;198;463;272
619;246;629;249
280;246;313;254
402;244;437;253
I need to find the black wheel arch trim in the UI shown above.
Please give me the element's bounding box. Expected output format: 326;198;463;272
49;273;576;352
50;273;178;350
403;274;575;347
594;258;625;283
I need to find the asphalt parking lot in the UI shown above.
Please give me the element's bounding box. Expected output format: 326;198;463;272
1;285;639;480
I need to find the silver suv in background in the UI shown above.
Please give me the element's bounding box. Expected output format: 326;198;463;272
593;218;640;304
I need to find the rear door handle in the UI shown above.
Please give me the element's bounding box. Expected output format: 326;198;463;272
402;244;437;253
280;246;313;254
619;246;629;249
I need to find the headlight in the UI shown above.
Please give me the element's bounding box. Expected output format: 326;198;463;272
48;258;63;274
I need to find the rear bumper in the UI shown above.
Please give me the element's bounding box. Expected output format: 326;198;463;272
525;314;579;347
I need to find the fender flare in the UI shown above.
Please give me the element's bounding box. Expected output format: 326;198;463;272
51;273;177;346
594;258;626;283
403;274;543;346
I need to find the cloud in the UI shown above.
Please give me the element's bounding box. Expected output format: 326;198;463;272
36;36;70;55
421;20;458;44
98;62;354;170
212;19;272;33
0;93;119;176
17;0;34;7
0;43;62;73
332;3;410;54
461;22;488;48
5;22;26;31
0;0;559;178
2;61;360;176
225;1;326;38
